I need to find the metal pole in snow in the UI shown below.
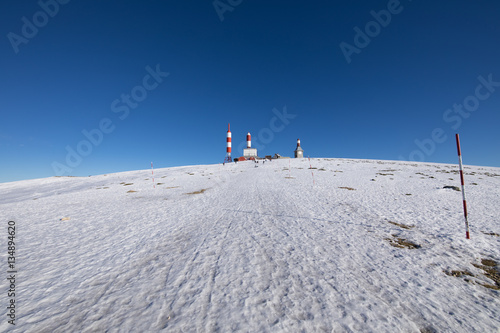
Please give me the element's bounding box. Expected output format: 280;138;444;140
151;162;155;189
308;156;315;185
455;134;470;239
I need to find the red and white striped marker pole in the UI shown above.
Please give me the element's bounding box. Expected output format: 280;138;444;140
455;134;470;239
308;156;315;185
151;162;155;189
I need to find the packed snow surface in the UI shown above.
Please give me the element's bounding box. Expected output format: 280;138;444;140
1;158;499;332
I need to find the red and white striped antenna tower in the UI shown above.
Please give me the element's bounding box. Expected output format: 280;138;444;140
456;134;470;239
247;132;251;148
224;123;232;163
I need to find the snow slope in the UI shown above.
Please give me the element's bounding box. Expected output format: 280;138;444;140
1;158;499;332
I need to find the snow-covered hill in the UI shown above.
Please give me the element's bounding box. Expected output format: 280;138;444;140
1;158;499;332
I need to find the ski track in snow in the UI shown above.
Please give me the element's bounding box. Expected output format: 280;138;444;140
0;158;499;332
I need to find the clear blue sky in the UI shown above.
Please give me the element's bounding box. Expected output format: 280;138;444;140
1;0;499;183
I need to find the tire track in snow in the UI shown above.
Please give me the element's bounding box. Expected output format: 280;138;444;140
264;165;413;331
225;166;343;331
188;166;304;331
230;211;287;328
191;162;394;331
155;210;227;328
156;184;244;331
202;168;278;331
200;215;237;332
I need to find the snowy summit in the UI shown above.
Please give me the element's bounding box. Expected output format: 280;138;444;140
1;158;499;332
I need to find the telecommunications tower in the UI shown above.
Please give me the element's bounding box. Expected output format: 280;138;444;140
224;123;232;163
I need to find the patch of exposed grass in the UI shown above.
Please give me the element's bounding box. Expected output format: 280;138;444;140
484;172;500;177
185;188;208;195
156;183;164;186
415;172;435;179
482;231;500;237
385;235;420;249
127;190;137;193
443;185;460;191
338;187;355;191
445;258;500;290
437;169;459;174
472;259;500;290
444;270;474;278
376;173;394;176
473;259;500;290
388;221;414;230
481;259;497;267
122;183;134;186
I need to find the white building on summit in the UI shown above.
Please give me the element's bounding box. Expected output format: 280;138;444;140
294;139;304;158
